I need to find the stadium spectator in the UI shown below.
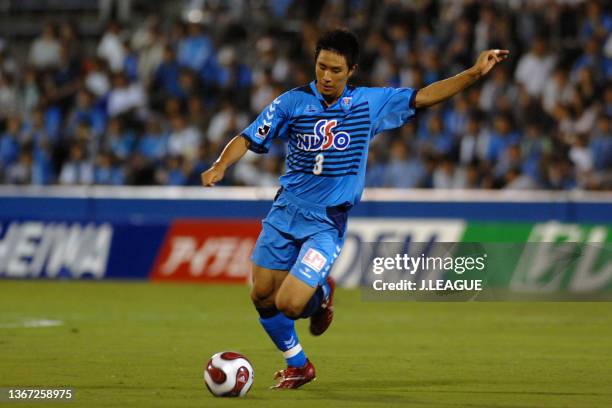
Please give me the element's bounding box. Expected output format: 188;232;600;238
67;89;107;138
138;119;168;162
364;146;386;187
591;114;612;172
542;68;575;115
23;109;52;147
59;144;94;185
384;140;425;188
503;166;538;190
6;148;33;185
107;72;146;120
479;67;517;113
132;17;165;87
486;115;521;163
459;115;489;165
104;118;134;160
151;45;181;105
167;114;201;161
206;99;248;153
177;22;214;72
0;116;21;168
18;68;41;114
433;157;467;189
95;151;124;185
514;37;557;97
97;21;126;73
32;138;54;185
28;23;62;70
0;74;18;121
84;57;112;98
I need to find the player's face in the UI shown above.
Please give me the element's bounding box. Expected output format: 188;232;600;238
315;50;355;104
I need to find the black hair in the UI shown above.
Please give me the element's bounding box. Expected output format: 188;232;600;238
315;29;359;70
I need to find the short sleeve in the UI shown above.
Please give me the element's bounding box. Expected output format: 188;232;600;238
369;87;417;135
240;92;292;154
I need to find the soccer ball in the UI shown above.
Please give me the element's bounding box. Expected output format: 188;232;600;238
204;351;254;397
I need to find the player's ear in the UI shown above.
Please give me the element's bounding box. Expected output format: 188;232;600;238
348;64;357;78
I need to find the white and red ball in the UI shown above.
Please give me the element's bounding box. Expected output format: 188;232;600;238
204;352;254;397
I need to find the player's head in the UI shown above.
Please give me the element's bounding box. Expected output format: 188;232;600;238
314;29;359;101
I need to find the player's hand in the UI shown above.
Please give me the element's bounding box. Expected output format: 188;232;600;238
201;163;226;186
471;49;510;78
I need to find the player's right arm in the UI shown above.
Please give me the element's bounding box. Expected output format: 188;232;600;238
201;93;292;187
201;135;249;186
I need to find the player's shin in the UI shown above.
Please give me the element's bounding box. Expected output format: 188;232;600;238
257;309;307;368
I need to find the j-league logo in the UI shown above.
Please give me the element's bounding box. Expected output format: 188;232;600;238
296;119;350;151
256;124;270;139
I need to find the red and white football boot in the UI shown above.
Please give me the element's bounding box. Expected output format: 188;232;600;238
309;276;335;336
272;359;316;389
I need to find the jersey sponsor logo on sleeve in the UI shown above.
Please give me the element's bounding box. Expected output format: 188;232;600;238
301;248;327;272
296;119;351;151
256;124;271;139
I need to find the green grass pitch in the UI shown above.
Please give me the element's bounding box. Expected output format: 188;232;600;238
1;280;611;407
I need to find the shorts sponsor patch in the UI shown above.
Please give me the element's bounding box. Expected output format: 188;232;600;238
301;248;327;272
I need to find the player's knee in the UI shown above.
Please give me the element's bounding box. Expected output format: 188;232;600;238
275;296;303;319
250;283;275;309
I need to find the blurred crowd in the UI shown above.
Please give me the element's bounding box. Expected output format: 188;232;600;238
0;0;610;190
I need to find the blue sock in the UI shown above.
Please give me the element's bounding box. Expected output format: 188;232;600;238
321;279;331;299
299;286;325;318
259;313;307;367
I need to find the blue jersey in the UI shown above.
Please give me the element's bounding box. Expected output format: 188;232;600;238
241;81;417;207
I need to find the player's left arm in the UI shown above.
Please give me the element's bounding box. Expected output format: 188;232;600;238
414;49;509;109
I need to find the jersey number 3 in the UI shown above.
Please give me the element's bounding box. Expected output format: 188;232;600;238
313;153;324;175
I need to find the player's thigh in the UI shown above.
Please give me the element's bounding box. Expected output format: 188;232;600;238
250;221;298;305
251;221;300;275
275;274;318;316
276;230;343;314
250;263;288;305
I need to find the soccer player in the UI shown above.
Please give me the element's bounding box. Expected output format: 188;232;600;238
202;29;508;389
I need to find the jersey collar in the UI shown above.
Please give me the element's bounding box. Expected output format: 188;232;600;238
310;80;352;110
